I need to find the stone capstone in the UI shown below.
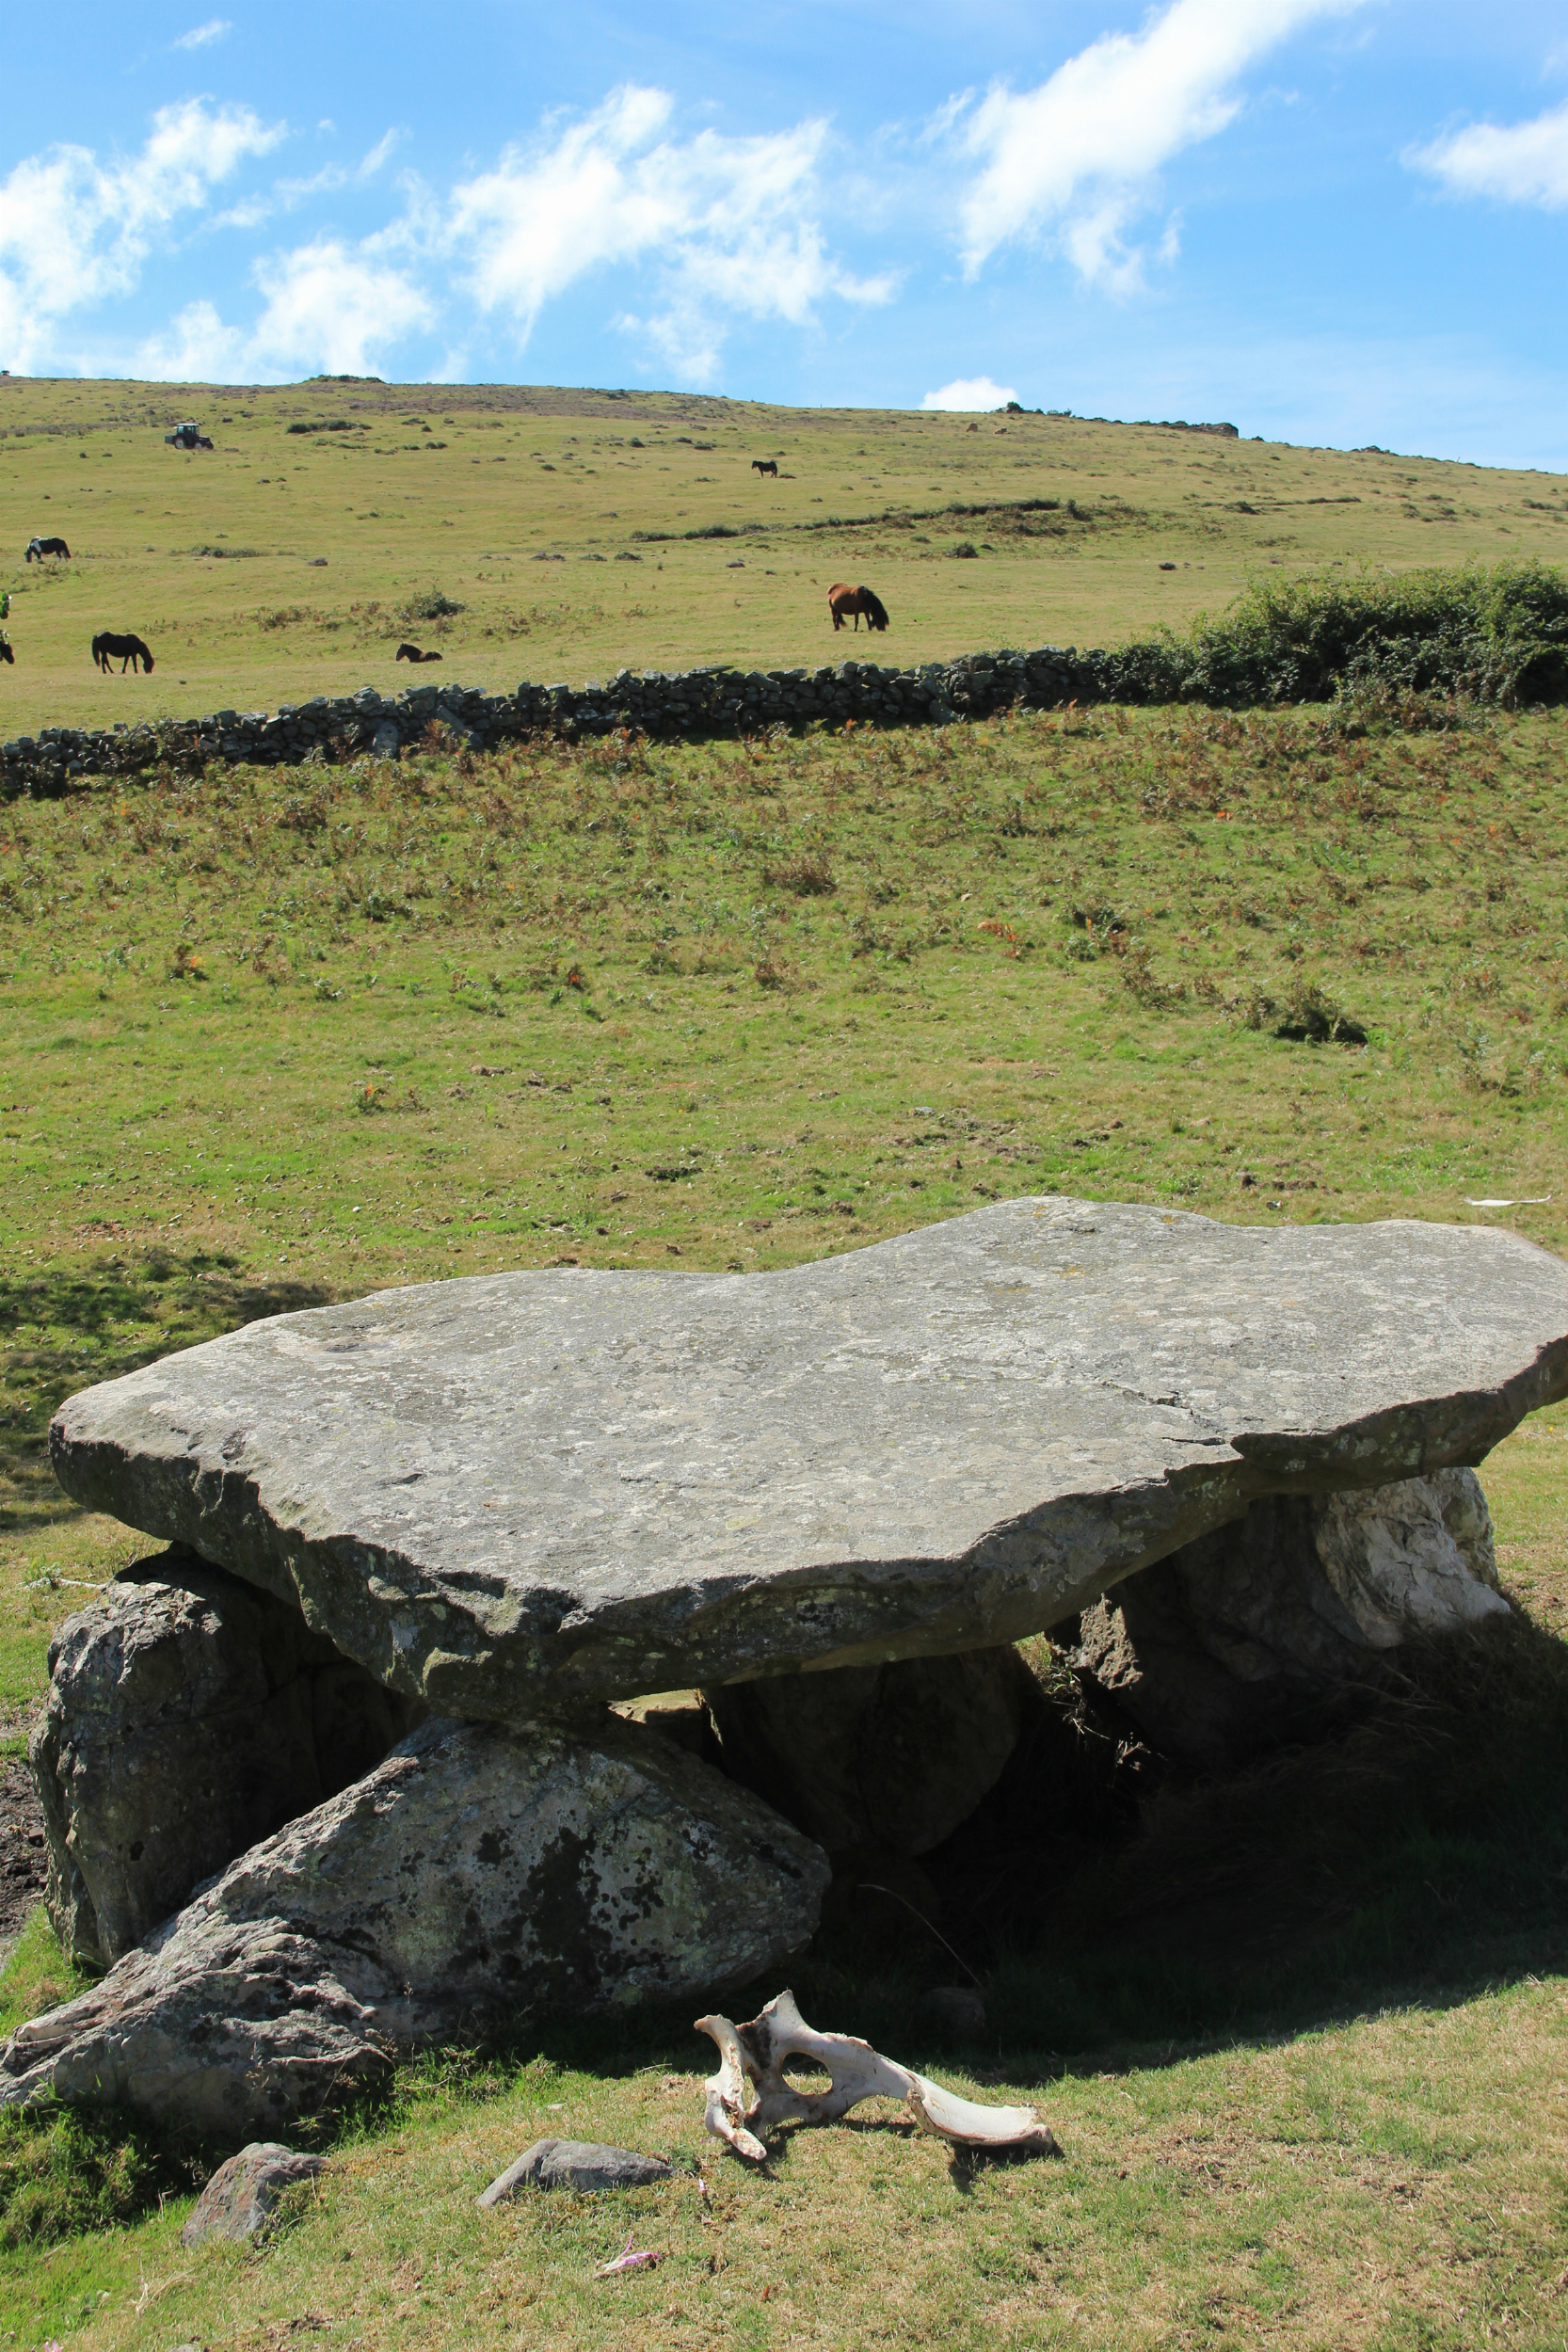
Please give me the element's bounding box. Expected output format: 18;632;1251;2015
47;1201;1568;1720
1074;1467;1508;1767
30;1550;423;1970
705;1646;1032;1855
181;2141;326;2246
0;1712;829;2136
478;2138;673;2202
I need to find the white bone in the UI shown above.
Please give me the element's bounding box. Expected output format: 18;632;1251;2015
739;1989;913;2131
694;2008;768;2162
695;1989;1060;2160
904;2072;1057;2149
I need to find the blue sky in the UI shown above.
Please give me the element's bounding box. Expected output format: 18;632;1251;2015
3;2;1566;466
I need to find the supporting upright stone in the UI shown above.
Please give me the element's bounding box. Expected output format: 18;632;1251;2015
705;1647;1032;1855
32;1550;423;1969
2;1714;830;2137
1074;1468;1508;1767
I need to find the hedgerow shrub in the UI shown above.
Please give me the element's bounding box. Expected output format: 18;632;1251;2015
1110;560;1568;708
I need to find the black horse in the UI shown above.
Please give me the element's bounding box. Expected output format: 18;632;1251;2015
92;632;154;674
750;458;778;478
25;536;70;562
395;642;442;663
0;632;13;665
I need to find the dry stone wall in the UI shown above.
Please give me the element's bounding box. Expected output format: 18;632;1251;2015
0;641;1137;795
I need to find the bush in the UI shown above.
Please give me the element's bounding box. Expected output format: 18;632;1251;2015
1238;977;1368;1045
400;587;465;622
1108;560;1568;710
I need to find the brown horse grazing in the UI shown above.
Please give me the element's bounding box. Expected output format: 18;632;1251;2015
91;632;154;674
751;458;778;478
395;642;442;663
827;583;889;632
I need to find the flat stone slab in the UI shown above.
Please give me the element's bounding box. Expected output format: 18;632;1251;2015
49;1199;1568;1716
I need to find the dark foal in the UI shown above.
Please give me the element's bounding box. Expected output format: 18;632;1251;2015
91;632;154;674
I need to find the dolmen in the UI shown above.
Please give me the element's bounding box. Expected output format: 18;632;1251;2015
7;1198;1566;2138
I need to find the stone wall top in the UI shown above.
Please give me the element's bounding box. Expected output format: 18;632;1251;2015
1;638;1137;795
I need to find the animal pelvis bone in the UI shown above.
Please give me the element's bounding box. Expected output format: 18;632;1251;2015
695;1989;1061;2163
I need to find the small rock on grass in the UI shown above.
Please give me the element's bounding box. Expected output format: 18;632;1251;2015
181;2141;325;2246
479;2138;673;2204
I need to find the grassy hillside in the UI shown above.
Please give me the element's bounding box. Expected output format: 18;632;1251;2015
3;695;1566;1541
4;375;1568;735
3;379;1568;2350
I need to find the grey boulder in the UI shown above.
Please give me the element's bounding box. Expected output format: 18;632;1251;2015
479;2137;672;2202
182;2141;325;2246
46;1200;1568;1717
705;1646;1032;1854
1076;1468;1507;1767
32;1549;422;1969
0;1712;828;2136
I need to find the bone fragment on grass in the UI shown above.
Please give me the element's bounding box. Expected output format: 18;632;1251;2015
695;1989;1061;2163
597;2230;663;2277
697;2009;769;2162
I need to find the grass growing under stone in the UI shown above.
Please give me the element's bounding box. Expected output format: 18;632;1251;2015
1;683;1568;2344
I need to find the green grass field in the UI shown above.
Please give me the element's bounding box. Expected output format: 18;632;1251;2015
5;374;1568;735
3;377;1568;2349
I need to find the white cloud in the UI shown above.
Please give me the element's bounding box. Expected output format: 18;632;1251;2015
173;18;232;48
137;235;432;379
955;0;1368;288
922;375;1018;411
447;85;890;383
1410;101;1568;210
0;99;283;370
358;130;399;181
2;82;881;386
214;129;403;231
136;296;246;379
249;237;431;374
